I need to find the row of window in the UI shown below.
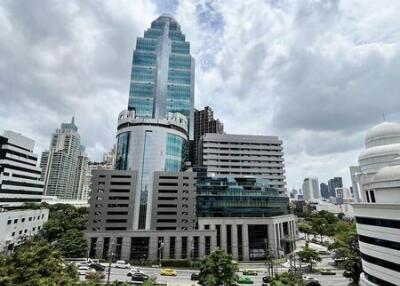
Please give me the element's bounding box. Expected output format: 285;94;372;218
361;252;400;274
359;234;400;251
11;226;41;237
7;214;45;225
363;271;396;286
355;216;400;229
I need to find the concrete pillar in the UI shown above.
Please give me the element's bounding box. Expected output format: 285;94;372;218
232;225;238;260
188;236;194;260
163;236;170;259
149;236;159;261
199;236;205;257
176;236;182;259
120;236;131;261
220;223;227;251
95;237;104;259
268;224;276;258
242;224;249;261
210;227;217;251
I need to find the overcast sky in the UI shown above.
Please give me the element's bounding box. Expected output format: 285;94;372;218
1;0;400;189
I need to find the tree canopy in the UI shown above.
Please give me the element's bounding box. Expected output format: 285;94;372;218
297;242;321;271
198;248;239;286
39;203;87;258
0;238;79;286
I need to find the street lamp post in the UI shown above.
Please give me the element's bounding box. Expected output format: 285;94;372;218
158;241;164;267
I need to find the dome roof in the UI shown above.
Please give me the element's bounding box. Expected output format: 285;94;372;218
365;122;400;148
358;143;400;161
372;164;400;183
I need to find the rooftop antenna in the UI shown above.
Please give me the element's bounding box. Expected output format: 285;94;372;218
382;113;386;122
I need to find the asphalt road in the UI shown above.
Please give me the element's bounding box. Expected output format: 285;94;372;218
79;266;350;286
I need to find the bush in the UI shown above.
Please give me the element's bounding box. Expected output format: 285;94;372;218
160;259;191;268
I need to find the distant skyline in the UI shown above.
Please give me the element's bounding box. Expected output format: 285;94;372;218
1;0;400;189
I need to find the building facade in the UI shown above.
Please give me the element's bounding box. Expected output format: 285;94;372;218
0;208;49;254
86;170;297;262
128;15;195;138
0;131;44;207
302;177;319;202
199;134;286;194
114;109;188;230
328;177;343;198
350;121;400;285
40;118;88;200
192;106;224;166
320;182;329;199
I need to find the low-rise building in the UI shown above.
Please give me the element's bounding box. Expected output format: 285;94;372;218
0;208;49;254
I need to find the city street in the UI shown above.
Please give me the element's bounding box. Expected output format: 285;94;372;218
80;264;350;286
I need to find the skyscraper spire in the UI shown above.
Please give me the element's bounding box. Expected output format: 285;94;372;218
128;16;195;139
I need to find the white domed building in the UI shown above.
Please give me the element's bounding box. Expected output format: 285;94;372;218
350;122;400;285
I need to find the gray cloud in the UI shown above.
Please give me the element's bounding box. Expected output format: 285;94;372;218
1;0;400;189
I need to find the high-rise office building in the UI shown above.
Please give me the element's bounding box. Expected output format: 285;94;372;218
328;177;343;198
114;109;188;230
40;117;88;200
85;15;296;262
128;15;195;138
302;177;319;201
199;134;286;194
320;182;329;199
350;121;400;285
0;131;44;207
192;106;224;166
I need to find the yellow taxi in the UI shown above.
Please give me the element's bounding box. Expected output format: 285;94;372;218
160;268;177;276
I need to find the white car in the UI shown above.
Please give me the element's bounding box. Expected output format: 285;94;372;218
127;268;144;276
112;260;130;269
303;275;318;282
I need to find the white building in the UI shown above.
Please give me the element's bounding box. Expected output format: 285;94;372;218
302;177;320;202
0;208;49;254
199;133;287;194
350;121;400;285
0;131;44;207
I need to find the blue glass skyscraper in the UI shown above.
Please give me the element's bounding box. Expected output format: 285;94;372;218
129;15;195;138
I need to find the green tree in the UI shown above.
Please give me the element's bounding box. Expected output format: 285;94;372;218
40;203;87;257
297;242;321;271
298;223;312;241
310;217;328;243
271;272;305;286
329;222;362;285
56;229;87;258
0;238;79;286
198;248;239;286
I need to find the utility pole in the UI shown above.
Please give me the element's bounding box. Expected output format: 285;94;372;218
106;238;115;285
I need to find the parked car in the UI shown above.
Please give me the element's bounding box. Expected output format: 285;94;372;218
112;260;131;269
191;272;199;280
320;269;336;275
131;272;149;283
160;268;177;276
237;276;254;284
302;275;318;282
89;263;105;271
262;276;273;283
242;269;257;276
127;268;145;276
